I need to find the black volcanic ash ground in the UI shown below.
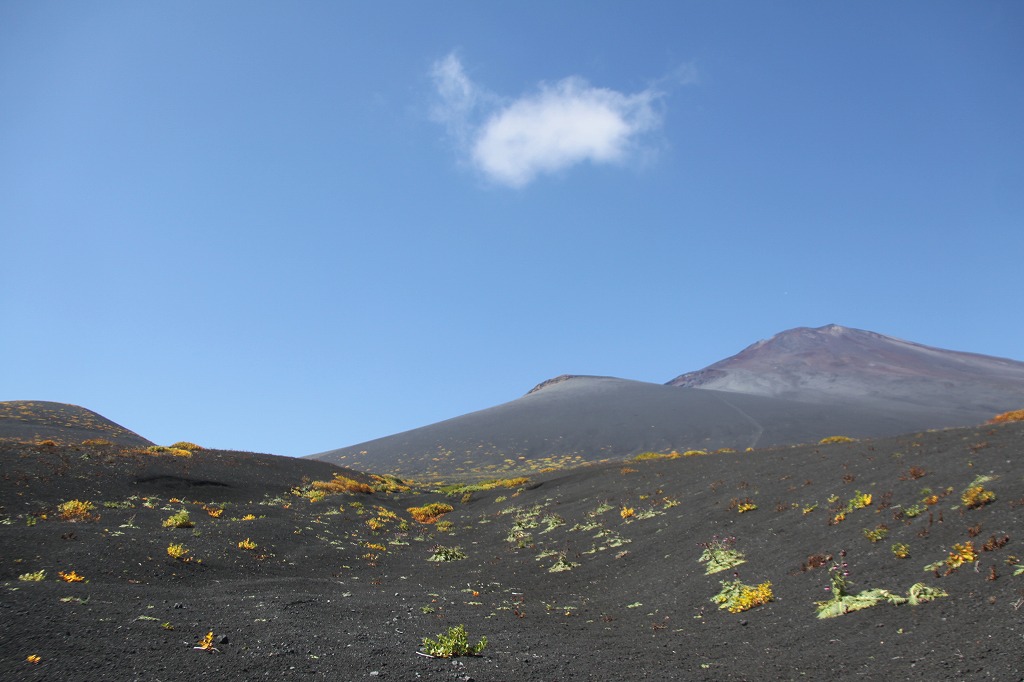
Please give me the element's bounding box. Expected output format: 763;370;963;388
2;423;1023;680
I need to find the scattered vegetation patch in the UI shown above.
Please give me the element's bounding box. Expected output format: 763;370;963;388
438;477;529;496
428;545;467;562
18;570;46;581
816;556;946;618
58;570;85;583
237;538;257;551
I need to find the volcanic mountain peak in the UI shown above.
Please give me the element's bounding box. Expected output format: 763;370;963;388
666;324;1024;416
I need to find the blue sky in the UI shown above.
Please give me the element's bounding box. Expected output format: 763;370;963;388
2;2;1022;457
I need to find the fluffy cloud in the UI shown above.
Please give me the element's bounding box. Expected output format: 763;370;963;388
431;54;673;188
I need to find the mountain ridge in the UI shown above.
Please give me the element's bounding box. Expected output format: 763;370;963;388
310;324;1024;477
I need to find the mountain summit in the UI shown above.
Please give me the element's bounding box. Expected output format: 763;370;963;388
666;324;1024;421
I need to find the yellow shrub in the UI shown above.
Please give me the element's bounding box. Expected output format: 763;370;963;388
167;543;190;560
237;538;257;550
620;507;635;519
170;441;204;451
988;409;1024;424
407;502;454;523
819;436;856;445
945;541;977;570
310;474;373;495
961;486;996;509
58;570;85;583
81;438;112;446
58;500;96;522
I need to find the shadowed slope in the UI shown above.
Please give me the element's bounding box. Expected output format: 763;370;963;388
309;376;943;479
668;324;1024;422
0;401;152;447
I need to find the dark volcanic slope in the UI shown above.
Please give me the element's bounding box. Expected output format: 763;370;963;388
668;324;1024;423
0;401;152;447
3;422;1023;681
312;326;1023;479
310;376;949;479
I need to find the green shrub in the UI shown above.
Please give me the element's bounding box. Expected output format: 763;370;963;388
421;624;487;658
698;536;746;575
162;509;194;529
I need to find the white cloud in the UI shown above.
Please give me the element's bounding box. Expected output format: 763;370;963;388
430;53;679;188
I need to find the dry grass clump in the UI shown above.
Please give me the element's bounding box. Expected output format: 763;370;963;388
988;409;1024;424
81;438;113;446
819;436;856;445
408;502;454;523
310;474;373;495
147;445;193;458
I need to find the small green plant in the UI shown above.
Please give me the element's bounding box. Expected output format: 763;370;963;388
421;624;487;658
427;545;467;562
891;543;911;559
863;525;889;543
698;536;746;575
162;509;194;529
434;520;455;532
902;504;925;518
18;570;46;581
548;554;580;573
